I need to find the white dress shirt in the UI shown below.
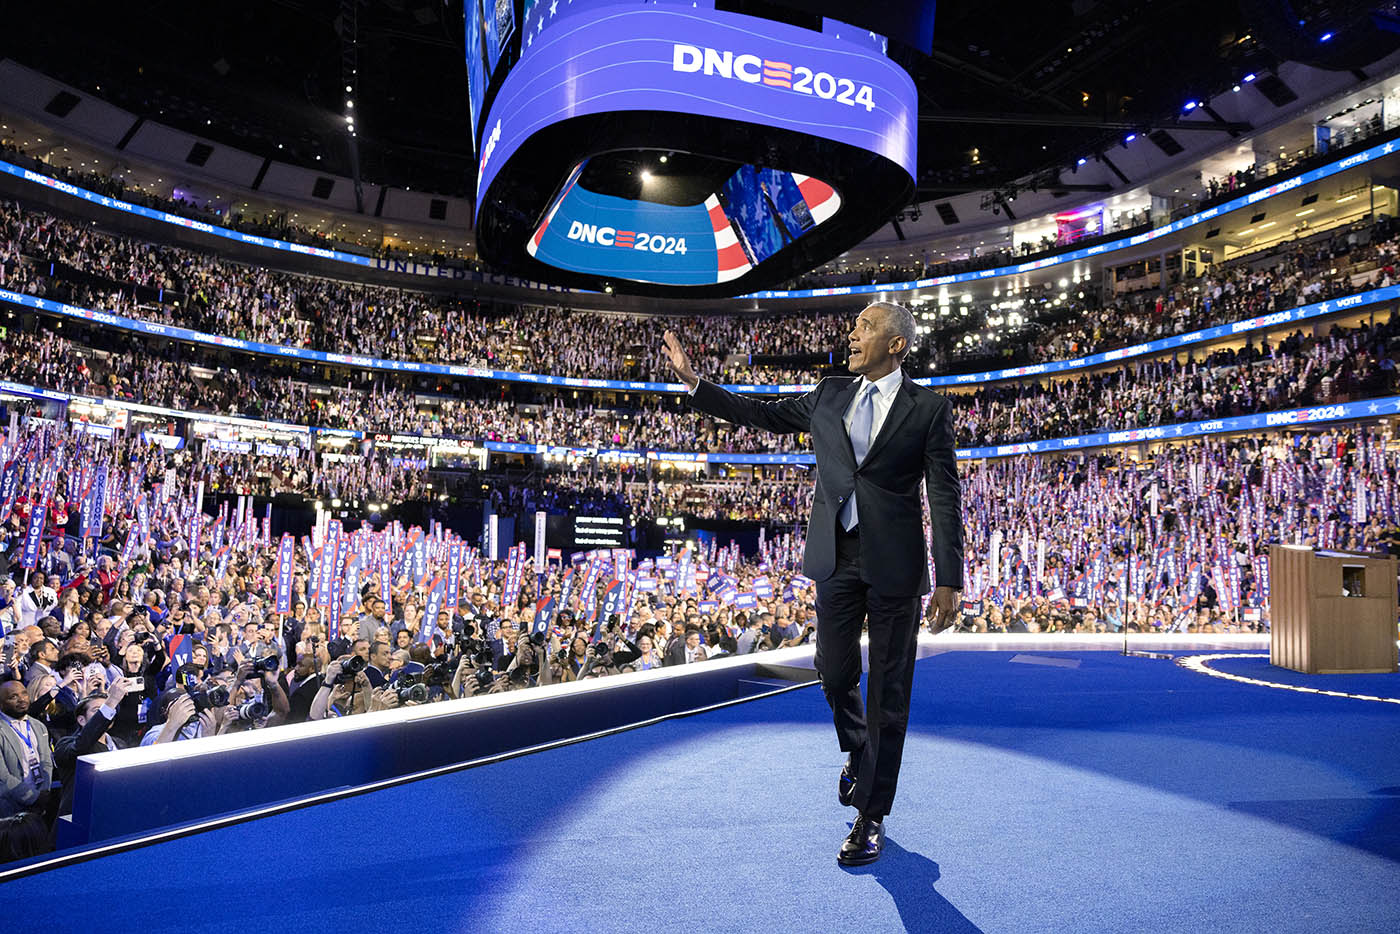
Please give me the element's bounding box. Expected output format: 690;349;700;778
843;367;904;452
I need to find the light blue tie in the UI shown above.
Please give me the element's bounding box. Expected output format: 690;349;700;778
839;383;876;531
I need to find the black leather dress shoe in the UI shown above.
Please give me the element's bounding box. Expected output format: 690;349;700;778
837;814;884;866
838;750;861;807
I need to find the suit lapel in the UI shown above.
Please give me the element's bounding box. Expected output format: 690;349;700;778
0;721;19;765
863;375;917;465
829;377;861;468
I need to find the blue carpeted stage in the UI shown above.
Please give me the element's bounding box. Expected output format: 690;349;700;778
6;649;1400;933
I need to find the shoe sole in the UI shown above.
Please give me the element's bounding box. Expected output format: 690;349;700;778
837;850;881;866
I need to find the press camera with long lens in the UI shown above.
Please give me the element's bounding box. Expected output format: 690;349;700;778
235;699;268;722
334;653;368;684
189;685;231;712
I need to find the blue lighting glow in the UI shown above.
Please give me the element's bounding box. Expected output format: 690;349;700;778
1320;32;1333;42
1125;133;1136;142
1184;100;1198;111
1243;73;1256;82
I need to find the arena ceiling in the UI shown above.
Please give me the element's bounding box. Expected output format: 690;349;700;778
6;1;1399;204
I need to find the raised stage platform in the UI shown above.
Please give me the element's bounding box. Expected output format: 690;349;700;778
5;633;1400;933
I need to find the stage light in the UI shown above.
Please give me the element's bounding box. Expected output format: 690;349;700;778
659;154;668;163
640;170;652;182
332;498;342;508
1125;133;1136;142
1319;32;1333;42
1076;158;1087;166
1232;85;1241;92
1243;73;1256;82
1183;101;1198;111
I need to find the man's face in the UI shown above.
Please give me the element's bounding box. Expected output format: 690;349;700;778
395;630;411;648
371;644;391;667
685;632;700;649
847;305;901;376
353;640;370;661
40;641;58;664
0;682;29;718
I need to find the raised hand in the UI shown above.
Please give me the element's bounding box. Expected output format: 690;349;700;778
661;330;700;390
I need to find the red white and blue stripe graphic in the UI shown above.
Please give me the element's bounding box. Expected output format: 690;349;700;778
704;194;751;283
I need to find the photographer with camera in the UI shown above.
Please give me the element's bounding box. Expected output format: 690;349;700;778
310;654;371;719
140;677;236;746
224;654;290;730
557;635;597;682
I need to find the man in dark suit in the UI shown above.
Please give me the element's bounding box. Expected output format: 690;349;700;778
662;301;963;866
53;680;129;817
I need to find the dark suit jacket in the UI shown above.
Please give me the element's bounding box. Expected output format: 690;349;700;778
688;372;962;597
663;636;687;667
53;709;125;816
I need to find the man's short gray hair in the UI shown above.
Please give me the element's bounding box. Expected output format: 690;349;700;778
865;301;916;358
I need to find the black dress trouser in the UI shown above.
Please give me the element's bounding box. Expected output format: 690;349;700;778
813;523;922;819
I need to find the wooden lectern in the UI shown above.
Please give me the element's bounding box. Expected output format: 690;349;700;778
1269;545;1398;674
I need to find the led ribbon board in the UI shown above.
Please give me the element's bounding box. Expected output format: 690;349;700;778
475;1;917;296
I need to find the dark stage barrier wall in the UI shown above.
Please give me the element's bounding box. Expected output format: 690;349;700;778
59;650;819;848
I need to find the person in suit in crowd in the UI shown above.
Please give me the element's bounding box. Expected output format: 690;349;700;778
663;301;963;866
0;679;54;821
52;679;129;817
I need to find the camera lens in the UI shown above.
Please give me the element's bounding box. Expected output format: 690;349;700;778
236;699;268;721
